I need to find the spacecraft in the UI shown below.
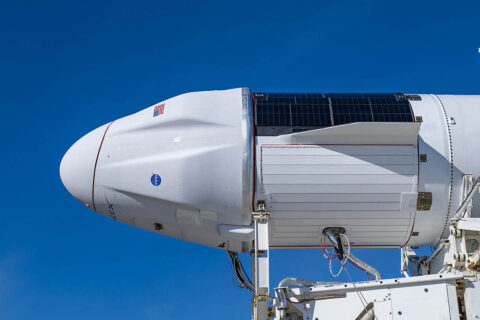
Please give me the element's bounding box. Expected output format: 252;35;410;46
60;88;480;319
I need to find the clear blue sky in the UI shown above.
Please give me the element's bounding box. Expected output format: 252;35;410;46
1;1;479;319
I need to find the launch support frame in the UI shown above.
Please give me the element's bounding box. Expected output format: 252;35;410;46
252;175;480;320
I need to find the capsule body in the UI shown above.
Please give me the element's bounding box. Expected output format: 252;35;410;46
60;88;480;252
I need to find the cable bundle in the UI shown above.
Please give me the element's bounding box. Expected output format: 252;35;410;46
227;251;255;292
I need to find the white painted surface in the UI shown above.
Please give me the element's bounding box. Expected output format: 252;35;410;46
439;96;480;224
280;122;421;145
259;145;418;247
464;280;480;320
60;123;110;208
88;88;252;252
290;274;461;320
408;95;480;246
407;95;452;247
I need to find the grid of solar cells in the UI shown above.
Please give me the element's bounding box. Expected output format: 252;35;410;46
253;93;414;131
254;93;331;127
291;97;330;126
330;96;373;125
254;95;293;126
370;97;414;122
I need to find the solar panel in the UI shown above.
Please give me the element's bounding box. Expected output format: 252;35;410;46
330;96;372;125
370;97;414;122
254;93;330;127
253;92;415;136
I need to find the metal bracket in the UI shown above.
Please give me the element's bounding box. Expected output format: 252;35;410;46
417;192;432;211
252;200;270;223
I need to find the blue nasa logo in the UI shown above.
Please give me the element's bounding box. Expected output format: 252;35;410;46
151;174;161;186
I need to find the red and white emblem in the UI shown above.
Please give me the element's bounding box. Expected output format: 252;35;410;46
153;103;165;117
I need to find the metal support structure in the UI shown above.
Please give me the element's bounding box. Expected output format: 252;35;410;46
401;175;480;276
269;175;480;319
274;273;462;319
252;201;271;320
451;176;480;223
394;175;480;319
444;175;480;272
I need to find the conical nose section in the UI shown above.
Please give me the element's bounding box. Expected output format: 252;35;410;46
60;123;110;209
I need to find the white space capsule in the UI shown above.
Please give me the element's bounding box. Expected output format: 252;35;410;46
60;88;480;252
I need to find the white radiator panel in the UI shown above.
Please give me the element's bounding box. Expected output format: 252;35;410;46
259;145;418;247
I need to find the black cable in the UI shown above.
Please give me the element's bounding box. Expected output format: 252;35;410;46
234;256;254;291
229;252;246;289
227;251;254;292
239;256;253;284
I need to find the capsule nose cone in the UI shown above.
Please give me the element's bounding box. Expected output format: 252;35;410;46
60;123;110;208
